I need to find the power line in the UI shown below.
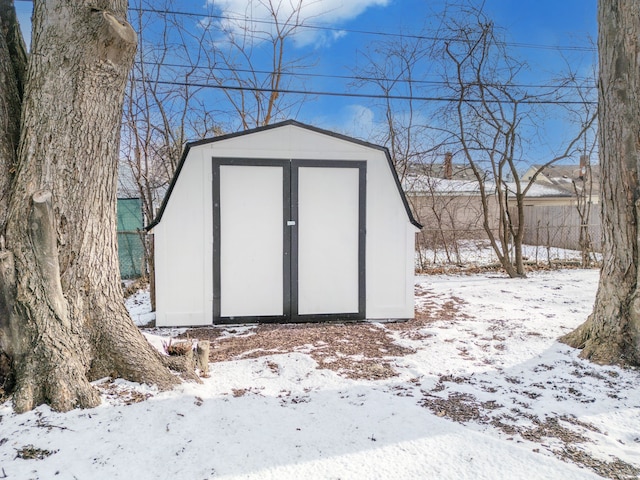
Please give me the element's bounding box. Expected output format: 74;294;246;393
13;1;598;53
142;61;597;91
14;1;596;96
139;78;597;105
128;5;596;53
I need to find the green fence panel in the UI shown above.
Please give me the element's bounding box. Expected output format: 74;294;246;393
117;198;145;279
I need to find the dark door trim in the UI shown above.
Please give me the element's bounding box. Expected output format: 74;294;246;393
212;157;366;324
290;159;366;322
212;157;290;324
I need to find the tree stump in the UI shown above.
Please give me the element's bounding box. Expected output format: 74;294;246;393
196;341;210;378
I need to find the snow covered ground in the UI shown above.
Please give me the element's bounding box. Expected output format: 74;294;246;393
416;241;601;270
1;268;640;479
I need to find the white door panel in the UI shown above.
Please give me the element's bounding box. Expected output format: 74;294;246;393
297;167;360;315
219;165;283;316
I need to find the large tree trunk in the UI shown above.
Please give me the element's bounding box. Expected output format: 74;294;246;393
0;0;26;226
561;0;640;365
0;0;27;393
1;0;179;413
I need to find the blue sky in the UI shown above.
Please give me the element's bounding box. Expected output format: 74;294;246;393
13;0;597;163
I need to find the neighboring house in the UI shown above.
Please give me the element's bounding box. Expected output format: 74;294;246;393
521;158;600;205
505;182;576;207
404;154;588;260
405;152;498;252
519;158;601;251
404;174;500;244
408;152;475;181
148;120;421;327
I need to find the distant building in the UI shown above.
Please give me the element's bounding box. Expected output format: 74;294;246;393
408;152;475;181
522;156;600;205
403;151;602;256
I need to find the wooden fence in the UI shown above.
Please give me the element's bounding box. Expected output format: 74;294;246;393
520;205;602;252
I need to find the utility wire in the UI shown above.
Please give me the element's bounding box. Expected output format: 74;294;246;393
14;1;595;53
142;61;597;90
128;5;596;53
139;78;597;105
15;1;596;97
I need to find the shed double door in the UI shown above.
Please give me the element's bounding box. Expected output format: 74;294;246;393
213;158;366;324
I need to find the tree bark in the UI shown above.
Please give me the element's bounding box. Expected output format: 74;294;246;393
1;0;179;413
0;0;27;395
0;0;26;226
561;0;640;365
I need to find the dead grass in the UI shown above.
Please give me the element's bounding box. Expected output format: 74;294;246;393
122;277;149;298
558;447;640;480
15;445;56;460
419;386;640;480
178;285;468;380
184;285;464;376
181;321;415;380
95;380;152;405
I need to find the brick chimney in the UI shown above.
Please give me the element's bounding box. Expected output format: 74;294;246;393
444;152;453;180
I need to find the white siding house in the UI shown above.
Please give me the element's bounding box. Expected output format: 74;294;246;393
148;121;421;326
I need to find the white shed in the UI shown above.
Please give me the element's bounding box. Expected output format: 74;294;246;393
148;121;421;326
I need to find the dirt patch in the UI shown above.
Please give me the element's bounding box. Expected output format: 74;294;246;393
181;322;414;380
15;445;56;460
558;447;640;480
177;286;470;380
175;281;474;386
403;286;469;327
122;277;149;298
519;416;589;444
420;387;638;480
421;392;490;423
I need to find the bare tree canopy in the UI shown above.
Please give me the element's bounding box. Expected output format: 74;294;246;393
355;2;595;277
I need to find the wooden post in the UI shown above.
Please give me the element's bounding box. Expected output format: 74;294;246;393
196;341;210;378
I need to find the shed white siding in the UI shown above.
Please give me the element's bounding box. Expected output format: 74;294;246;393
152;121;419;326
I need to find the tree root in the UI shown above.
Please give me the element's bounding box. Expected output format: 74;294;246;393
560;315;626;365
162;353;202;384
12;355;100;413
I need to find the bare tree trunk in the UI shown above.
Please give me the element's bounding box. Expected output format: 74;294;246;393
561;0;640;365
0;0;26;227
0;0;27;397
1;0;179;413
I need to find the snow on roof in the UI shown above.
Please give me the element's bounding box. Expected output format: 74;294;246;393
526;164;601;197
505;181;573;198
403;175;483;195
405;175;573;198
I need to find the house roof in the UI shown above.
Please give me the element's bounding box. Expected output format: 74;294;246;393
404;175;481;195
404;175;574;198
506;182;574;198
524;164;601;197
147;120;422;230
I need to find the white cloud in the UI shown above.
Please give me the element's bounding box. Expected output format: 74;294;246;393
205;0;390;48
324;104;380;141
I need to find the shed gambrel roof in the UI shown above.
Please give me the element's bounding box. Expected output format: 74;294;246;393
147;120;422;230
